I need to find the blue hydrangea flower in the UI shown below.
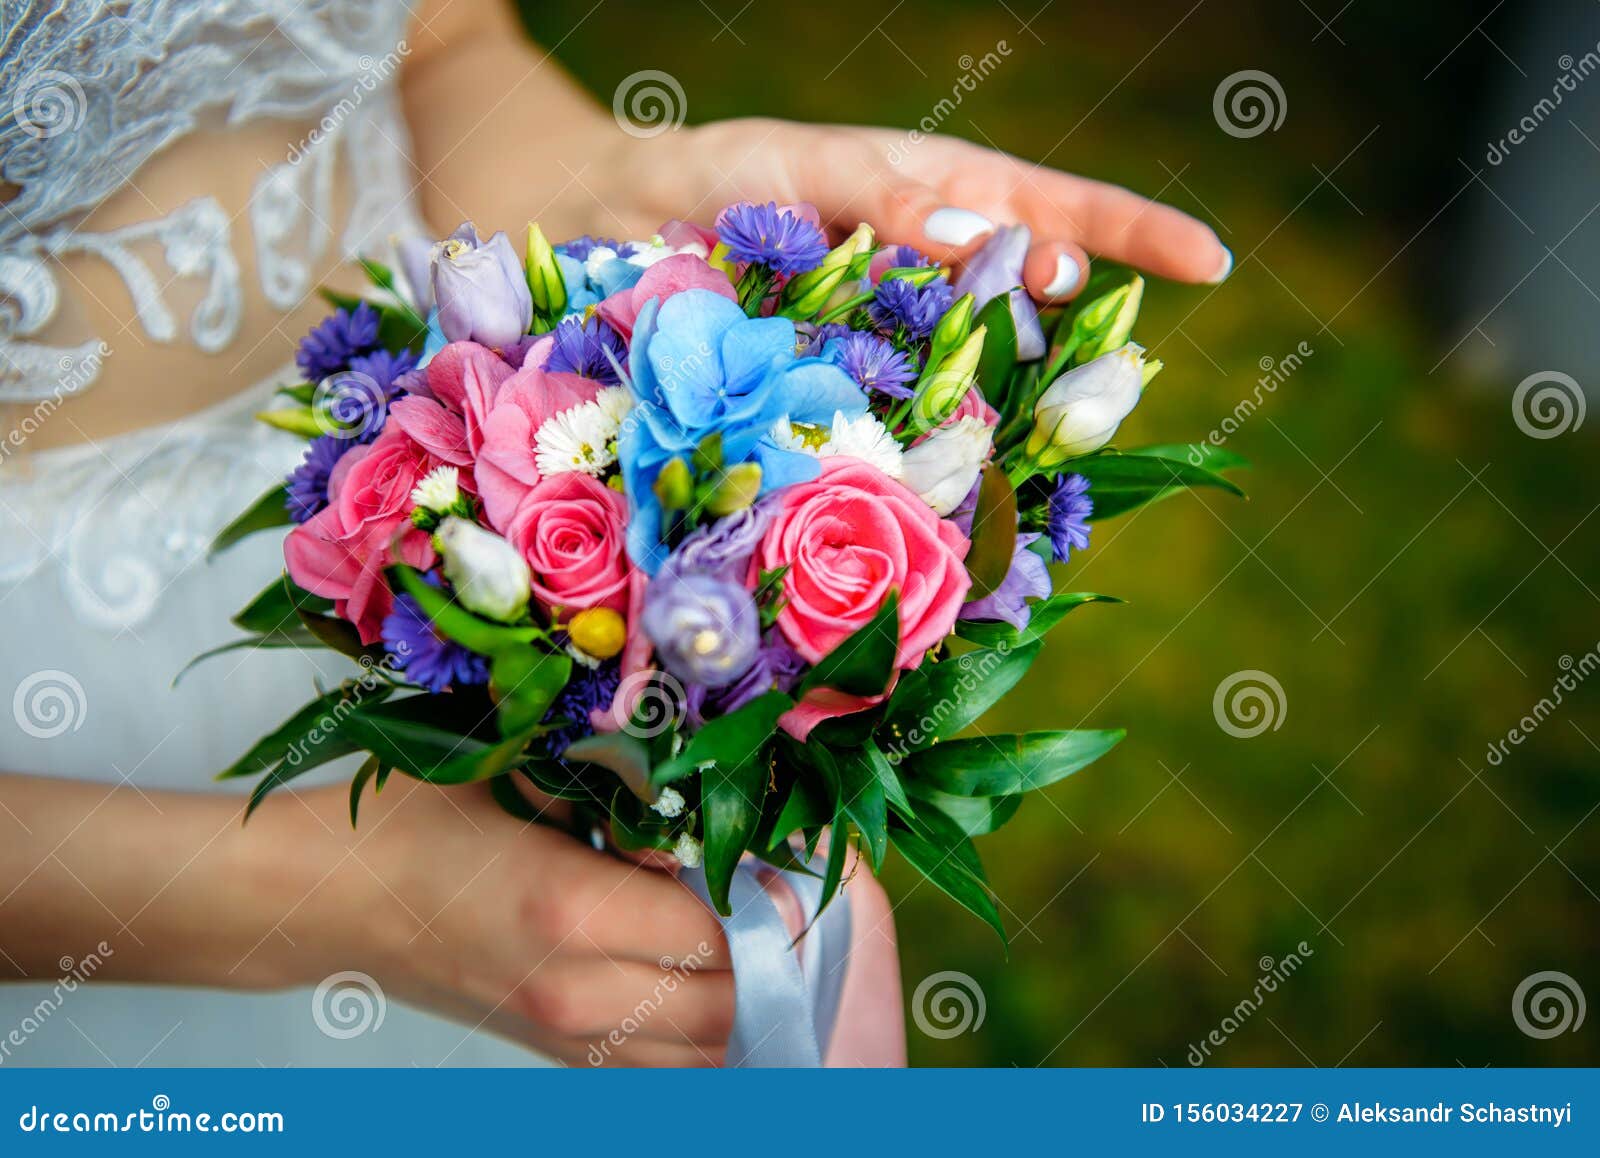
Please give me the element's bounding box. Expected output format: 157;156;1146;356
547;660;622;757
870;276;954;339
1046;473;1093;563
381;579;491;694
554;251;646;315
620;289;868;572
296;302;381;380
824;331;918;399
716;202;828;275
545;315;628;384
284;435;351;523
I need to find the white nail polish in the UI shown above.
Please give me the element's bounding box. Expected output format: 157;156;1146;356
1209;246;1234;284
924;207;994;246
1043;254;1082;297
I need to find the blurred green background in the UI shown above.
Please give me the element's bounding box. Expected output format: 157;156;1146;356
527;0;1599;1065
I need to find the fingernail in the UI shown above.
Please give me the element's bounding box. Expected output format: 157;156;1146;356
924;207;994;246
1043;253;1082;297
1209;246;1234;284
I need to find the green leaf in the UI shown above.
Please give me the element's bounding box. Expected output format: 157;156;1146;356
825;747;887;871
562;731;658;804
232;574;335;635
211;486;291;556
489;648;571;739
488;772;544;821
954;592;1123;649
765;773;832;852
889;810;1006;944
218;684;391;781
654;691;793;788
700;728;773;916
964;466;1018;599
907;783;1022;837
901;728;1125;797
812;795;851;921
880;641;1041;750
1130;443;1250;473
863;740;914;818
974;293;1019;411
341;695;531;784
1065;450;1245;521
391;566;544;655
348;755;381;827
796;591;899;698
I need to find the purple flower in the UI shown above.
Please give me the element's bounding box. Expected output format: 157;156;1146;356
347;347;418;394
558;235;637;261
961;533;1051;630
715;202;829;276
663;499;778;584
886;244;933;268
686;631;805;725
870;276;954;339
547;660;622;757
545;315;628;385
296;302;380;381
641;572;761;690
432;222;533;349
284;435;351;523
381;577;491;693
954;224;1046;361
824;331;917;399
1046;473;1093;563
797;321;852;357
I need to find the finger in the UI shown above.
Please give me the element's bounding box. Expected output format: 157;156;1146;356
1023;239;1091;302
521;958;735;1045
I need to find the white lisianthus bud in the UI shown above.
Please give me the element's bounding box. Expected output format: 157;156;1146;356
434;516;532;623
411;465;462;513
901;416;994;516
672;832;704;868
1025;342;1149;469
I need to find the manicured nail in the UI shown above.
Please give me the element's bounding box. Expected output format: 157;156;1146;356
924;207;994;246
1209;246;1234;284
1043;253;1082;297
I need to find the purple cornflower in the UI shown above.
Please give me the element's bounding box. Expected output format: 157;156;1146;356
296;302;380;381
715;202;829;275
1046;473;1093;563
284;435;351;523
558;235;637;261
547;660;622;757
545;315;628;385
885;244;933;268
797;321;853;357
870;276;954;339
347;347;418;394
824;331;917;399
381;577;491;694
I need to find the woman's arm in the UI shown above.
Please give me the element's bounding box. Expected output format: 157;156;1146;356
401;2;1231;297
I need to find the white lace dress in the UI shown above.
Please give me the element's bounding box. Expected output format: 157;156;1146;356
0;0;538;1065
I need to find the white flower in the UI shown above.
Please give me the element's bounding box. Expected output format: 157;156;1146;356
582;245;620;283
595;385;634;428
1025;342;1149;468
624;237;684;268
535;399;619;477
672;833;704;868
434;517;532;622
770;411;903;479
900;416;993;515
651;786;687;818
410;465;461;513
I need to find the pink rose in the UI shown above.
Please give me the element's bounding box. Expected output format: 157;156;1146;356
284;427;436;643
596;254;736;341
503;472;633;619
473;366;604;533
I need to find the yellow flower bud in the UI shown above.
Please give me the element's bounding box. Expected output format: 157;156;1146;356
567;607;627;661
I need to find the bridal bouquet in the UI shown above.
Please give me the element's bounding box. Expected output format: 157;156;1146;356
205;202;1244;940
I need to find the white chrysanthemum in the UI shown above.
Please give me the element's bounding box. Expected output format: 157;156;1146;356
770;411;903;479
410;465;461;512
625;236;682;268
651;786;687;818
672;833;704;868
535;401;619;477
595;385;633;428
